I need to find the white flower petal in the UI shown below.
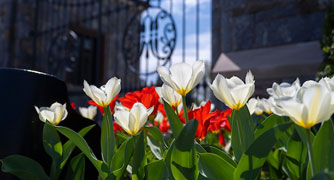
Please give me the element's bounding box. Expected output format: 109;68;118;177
245;71;254;84
188;60;205;90
114;110;131;133
157;66;174;88
170;63;193;94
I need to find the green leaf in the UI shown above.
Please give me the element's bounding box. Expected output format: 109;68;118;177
266;149;280;170
110;137;134;180
312;120;334;175
43;122;62;179
43;122;63;159
132;131;146;180
234;122;292;180
254;114;287;139
145;160;168;180
55;126;107;178
231;106;255;161
295;124;314;146
282;130;307;180
198;153;235;180
147;134;163;160
164;140;176;180
1;155;50;180
145;126;168;149
175;119;198;151
194;142;207;153
163;100;183;137
203;145;237;168
311;172;332;180
60;124;96;169
171;147;198;180
65;153;85;180
171;119;199;180
101;106;116;166
145;126;168;160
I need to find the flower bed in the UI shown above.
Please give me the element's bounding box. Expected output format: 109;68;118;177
1;61;334;180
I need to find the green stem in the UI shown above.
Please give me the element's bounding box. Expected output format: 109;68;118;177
305;129;315;177
235;110;245;152
102;106;115;164
182;95;189;123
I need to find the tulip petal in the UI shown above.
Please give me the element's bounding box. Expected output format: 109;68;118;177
170;63;192;93
245;71;254;84
83;80;94;101
277;98;307;128
114;110;131;134
105;77;121;105
188;60;205;90
227;76;244;87
210;74;235;108
303;85;333;126
90;86;106;106
40;110;55;123
157;66;174;88
231;84;254;108
247;98;257;115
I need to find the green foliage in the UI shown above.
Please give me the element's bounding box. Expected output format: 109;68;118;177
234;121;292;180
198;153;235;180
1;155;50;180
318;6;334;79
4;95;334;180
163;100;183;137
311;120;334;177
65;153;85;180
145;160;168;180
101;106;116;165
170;119;199;180
132;131;147;180
56;125;107;178
282;130;308;179
231;106;255;161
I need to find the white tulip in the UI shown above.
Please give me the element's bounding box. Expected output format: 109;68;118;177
35;102;68;126
210;71;255;110
267;78;300;99
277;84;334;129
261;98;273;114
79;105;97;120
247;97;263;115
267;78;301;116
114;102;154;136
319;77;334;100
157;61;205;96
247;98;258;115
155;84;182;107
83;77;121;107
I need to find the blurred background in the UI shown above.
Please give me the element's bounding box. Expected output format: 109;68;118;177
0;0;333;105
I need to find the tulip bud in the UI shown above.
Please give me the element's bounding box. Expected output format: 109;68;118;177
114;102;153;136
83;77;121;107
79;105;97;120
157;61;205;96
35;102;67;126
210;71;255;110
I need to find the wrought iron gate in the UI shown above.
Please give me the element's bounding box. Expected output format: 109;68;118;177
0;0;210;102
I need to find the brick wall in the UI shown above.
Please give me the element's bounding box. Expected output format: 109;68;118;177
212;0;332;66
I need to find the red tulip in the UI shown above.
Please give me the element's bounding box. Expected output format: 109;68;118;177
188;101;217;141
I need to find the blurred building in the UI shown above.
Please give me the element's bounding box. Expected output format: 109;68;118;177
211;0;333;96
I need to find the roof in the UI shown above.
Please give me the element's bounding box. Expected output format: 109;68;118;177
212;41;323;80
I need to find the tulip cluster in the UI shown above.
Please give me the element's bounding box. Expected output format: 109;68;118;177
20;60;334;180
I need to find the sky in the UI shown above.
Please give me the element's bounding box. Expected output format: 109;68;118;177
139;0;212;85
